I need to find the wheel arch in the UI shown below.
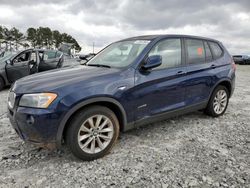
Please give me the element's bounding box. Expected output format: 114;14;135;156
56;97;127;147
210;79;232;99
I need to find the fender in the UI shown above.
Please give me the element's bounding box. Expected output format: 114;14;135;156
56;97;127;147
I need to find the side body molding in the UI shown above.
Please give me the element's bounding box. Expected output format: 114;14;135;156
56;97;127;146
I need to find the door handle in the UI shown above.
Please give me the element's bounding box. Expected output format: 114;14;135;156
176;71;186;75
210;64;216;69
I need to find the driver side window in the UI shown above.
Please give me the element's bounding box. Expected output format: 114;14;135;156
15;52;31;63
148;38;182;70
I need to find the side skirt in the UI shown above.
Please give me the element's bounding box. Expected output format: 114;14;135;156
123;101;208;132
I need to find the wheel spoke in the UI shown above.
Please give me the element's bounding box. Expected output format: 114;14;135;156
99;127;113;133
79;134;91;141
81;137;94;149
90;137;96;153
80;125;91;133
99;134;111;140
95;115;103;128
99;118;109;130
96;137;104;150
88;118;95;129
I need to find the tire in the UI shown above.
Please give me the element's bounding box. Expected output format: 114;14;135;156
205;85;229;117
66;105;119;161
0;77;5;91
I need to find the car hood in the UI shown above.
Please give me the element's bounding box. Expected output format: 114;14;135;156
13;66;121;93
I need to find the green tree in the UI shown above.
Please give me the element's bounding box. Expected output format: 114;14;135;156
27;27;37;48
52;30;62;48
26;26;81;51
9;27;24;50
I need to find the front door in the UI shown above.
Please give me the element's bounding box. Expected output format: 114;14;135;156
6;50;31;83
134;38;187;121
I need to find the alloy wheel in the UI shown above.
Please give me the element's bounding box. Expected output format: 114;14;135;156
213;89;228;115
77;115;114;154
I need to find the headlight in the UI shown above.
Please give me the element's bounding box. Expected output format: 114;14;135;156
8;91;16;109
19;93;57;108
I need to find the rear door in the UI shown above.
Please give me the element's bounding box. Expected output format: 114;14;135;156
39;51;61;71
134;38;187;121
5;50;31;83
184;38;216;106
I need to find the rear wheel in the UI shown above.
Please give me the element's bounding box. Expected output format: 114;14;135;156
0;77;5;91
66;106;119;161
205;85;229;117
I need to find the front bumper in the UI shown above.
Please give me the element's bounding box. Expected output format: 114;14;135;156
8;106;62;149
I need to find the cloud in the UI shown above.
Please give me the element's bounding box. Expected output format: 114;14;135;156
0;0;249;54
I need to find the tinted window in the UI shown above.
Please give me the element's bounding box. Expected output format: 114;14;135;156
186;39;205;64
148;38;182;70
15;51;31;63
209;42;223;59
44;51;56;60
204;42;213;62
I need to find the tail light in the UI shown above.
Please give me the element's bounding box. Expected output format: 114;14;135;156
231;59;236;71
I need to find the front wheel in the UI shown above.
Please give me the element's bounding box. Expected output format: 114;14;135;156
205;85;229;117
66;106;119;161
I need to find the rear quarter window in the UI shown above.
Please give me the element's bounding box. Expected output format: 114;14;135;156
209;42;223;59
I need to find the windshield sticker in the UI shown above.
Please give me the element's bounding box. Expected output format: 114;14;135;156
134;40;150;45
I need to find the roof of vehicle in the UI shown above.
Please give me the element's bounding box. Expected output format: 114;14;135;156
120;34;220;43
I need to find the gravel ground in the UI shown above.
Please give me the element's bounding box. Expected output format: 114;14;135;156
0;65;249;188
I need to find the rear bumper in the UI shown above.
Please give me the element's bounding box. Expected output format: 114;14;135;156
231;75;235;97
8;106;62;149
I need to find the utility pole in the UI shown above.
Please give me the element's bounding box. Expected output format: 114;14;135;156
92;42;95;54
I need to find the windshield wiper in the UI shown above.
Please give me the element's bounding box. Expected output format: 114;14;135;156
87;64;111;68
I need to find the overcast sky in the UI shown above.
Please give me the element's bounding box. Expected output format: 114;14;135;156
0;0;249;54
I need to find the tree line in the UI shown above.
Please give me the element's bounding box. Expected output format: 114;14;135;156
0;26;81;51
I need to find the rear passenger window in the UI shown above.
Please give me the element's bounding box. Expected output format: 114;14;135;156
209;42;223;59
186;39;205;64
148;38;182;70
204;42;213;62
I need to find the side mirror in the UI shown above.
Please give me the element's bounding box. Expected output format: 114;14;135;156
142;55;162;70
13;59;18;64
6;59;13;65
79;55;88;61
79;53;96;61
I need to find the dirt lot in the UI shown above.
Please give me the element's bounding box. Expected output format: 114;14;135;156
0;65;249;188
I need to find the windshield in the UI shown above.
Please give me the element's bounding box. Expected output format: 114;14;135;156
87;40;150;68
0;51;17;62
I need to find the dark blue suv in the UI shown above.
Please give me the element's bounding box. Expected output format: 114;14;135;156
8;35;236;160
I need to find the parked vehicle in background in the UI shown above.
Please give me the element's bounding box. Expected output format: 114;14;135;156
0;49;64;90
8;35;236;161
233;55;250;65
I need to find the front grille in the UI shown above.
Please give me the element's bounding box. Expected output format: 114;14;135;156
8;91;16;109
